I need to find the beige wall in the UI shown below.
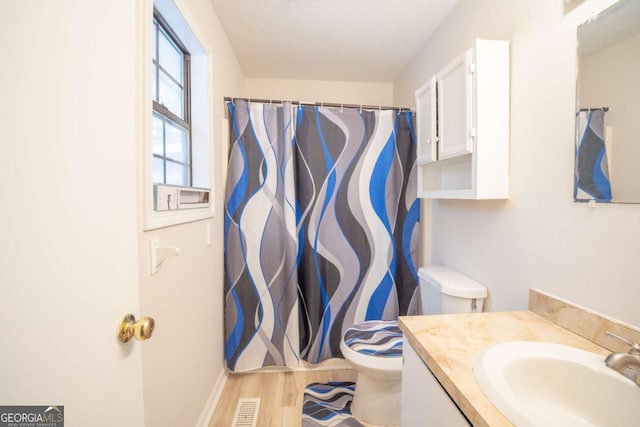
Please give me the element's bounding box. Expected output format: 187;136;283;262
138;0;244;426
245;78;394;106
395;0;640;327
579;32;640;202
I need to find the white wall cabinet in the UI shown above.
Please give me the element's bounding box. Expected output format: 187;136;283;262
415;39;510;199
401;342;471;427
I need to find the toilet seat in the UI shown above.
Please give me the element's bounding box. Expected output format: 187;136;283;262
343;320;403;356
341;320;403;373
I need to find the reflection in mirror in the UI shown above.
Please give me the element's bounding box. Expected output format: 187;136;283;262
575;0;640;203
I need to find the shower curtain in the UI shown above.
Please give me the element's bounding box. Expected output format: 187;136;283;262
224;99;420;372
575;109;612;202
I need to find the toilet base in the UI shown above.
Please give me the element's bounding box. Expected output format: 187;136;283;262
350;370;401;426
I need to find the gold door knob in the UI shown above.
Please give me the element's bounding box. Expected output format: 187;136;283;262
117;313;155;343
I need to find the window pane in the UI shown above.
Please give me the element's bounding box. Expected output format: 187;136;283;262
153;156;165;183
151;14;192;191
158;29;183;84
166;161;189;186
159;70;183;118
165;120;189;163
152;114;164;156
153;21;158;61
152;63;158;102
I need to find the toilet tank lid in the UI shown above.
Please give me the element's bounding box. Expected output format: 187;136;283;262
418;266;488;299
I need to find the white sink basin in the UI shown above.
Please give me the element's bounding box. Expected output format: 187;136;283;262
473;341;640;426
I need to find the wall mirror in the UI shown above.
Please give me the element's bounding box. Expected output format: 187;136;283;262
575;0;640;203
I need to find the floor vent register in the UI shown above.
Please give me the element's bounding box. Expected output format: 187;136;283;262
231;397;260;427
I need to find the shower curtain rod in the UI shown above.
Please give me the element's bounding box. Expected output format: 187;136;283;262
579;107;609;112
224;96;413;112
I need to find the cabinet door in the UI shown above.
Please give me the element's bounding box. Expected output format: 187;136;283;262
437;48;475;160
402;344;471;427
415;76;438;164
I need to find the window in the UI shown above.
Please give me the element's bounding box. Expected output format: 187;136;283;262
144;0;213;230
152;12;191;187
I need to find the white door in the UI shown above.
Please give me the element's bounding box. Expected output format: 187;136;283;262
0;1;146;426
437;49;475;160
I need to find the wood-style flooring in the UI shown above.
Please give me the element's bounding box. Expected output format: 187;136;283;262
207;368;358;427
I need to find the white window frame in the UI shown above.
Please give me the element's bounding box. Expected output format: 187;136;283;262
152;12;192;187
137;0;215;230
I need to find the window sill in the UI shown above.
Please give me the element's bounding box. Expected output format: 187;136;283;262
143;206;213;231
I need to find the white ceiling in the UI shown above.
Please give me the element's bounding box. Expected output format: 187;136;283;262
578;0;640;58
209;0;459;82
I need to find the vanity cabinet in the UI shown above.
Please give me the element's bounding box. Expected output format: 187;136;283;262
402;342;470;427
415;39;510;199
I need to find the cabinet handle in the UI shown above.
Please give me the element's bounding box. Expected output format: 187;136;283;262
468;128;476;139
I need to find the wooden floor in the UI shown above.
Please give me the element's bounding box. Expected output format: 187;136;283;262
208;368;357;426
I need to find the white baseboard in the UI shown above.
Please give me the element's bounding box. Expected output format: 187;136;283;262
195;369;228;427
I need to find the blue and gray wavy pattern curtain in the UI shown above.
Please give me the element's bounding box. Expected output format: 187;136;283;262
224;100;419;371
575;109;612;202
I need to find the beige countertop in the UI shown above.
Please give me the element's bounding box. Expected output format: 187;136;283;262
399;311;609;427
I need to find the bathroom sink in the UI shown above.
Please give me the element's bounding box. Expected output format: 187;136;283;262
473;341;640;427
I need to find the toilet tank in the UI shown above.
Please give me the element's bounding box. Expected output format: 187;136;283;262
418;266;488;315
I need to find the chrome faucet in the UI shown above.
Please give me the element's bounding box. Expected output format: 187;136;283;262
604;330;640;386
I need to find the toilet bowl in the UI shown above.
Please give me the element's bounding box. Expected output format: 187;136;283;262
341;265;488;426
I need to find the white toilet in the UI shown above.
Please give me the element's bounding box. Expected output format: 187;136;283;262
340;265;488;426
